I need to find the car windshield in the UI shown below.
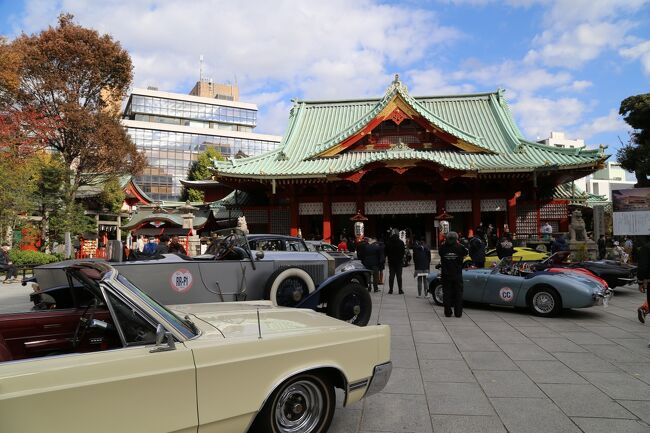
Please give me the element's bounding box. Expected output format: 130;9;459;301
115;274;197;339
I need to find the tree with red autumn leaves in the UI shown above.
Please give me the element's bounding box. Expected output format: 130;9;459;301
0;15;145;251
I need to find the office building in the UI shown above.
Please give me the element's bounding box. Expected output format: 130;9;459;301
122;84;281;201
541;132;636;201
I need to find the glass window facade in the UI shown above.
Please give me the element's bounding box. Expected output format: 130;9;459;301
127;127;278;201
125;95;257;128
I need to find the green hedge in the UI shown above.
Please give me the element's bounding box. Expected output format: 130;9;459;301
7;250;64;266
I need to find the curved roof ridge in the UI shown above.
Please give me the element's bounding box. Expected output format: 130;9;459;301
292;90;501;106
308;78;491;157
519;139;603;156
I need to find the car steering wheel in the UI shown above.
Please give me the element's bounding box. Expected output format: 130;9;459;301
215;233;238;260
72;300;97;350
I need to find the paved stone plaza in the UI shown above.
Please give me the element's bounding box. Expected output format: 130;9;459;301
330;265;650;433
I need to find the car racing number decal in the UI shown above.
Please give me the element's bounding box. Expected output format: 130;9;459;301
499;287;514;302
170;268;193;293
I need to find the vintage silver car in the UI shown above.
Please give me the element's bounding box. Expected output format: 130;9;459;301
428;257;612;317
1;262;392;433
33;230;373;325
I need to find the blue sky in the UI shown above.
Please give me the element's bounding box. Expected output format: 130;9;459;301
1;0;649;159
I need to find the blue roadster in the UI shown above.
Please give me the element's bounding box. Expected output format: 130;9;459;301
427;258;611;317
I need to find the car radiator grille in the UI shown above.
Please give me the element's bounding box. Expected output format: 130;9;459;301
276;264;325;286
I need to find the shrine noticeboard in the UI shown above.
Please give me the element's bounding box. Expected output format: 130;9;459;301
613;187;650;235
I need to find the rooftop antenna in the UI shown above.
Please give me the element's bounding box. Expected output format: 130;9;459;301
199;55;204;81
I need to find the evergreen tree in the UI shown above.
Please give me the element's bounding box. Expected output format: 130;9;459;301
182;147;224;202
617;93;650;187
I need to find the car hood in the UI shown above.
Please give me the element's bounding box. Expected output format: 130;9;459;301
171;301;353;339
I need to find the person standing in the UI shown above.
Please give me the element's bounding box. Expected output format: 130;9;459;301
168;236;187;255
361;238;383;293
624;237;634;263
636;237;650;324
550;234;569;255
337;237;348;252
412;238;431;297
439;232;468;317
156;235;170;254
137;235;145;252
142;237;157;255
385;231;405;294
597;235;607;260
496;236;515;260
469;231;486;268
541;221;553;240
0;243;18;283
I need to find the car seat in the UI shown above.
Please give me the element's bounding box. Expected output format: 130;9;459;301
0;332;13;362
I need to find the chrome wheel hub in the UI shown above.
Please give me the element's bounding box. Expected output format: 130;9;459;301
275;380;323;433
533;292;554;314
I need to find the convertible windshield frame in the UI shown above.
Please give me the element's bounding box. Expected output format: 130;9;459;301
104;271;197;340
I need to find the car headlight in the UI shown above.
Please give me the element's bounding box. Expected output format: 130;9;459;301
338;263;356;272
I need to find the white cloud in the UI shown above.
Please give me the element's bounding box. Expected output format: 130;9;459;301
561;80;593;92
541;0;647;28
406;68;476;95
573;109;628;141
453;61;573;96
14;0;461;132
511;95;586;140
525;21;633;68
620;40;650;74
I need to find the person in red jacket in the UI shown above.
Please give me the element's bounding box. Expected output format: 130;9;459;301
337;237;348;252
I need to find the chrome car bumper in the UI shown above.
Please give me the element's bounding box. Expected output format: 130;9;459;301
593;288;613;306
365;361;393;397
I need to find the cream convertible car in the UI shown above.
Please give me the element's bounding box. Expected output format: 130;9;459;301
0;262;391;433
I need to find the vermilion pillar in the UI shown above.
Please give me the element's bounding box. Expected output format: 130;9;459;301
322;186;332;243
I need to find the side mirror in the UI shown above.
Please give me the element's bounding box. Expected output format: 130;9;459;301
151;324;176;353
255;250;264;260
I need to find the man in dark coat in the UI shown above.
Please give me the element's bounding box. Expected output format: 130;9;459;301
360;238;383;292
496;236;515;260
155;234;170;254
412;239;431;297
438;231;468;317
469;231;486;268
551;235;569;255
597;235;606;260
385;232;405;294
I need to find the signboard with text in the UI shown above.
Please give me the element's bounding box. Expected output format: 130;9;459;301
613;187;650;235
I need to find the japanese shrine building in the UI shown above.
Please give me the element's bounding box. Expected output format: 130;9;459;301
210;76;608;246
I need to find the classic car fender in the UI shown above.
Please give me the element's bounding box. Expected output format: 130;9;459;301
297;269;371;309
519;272;601;308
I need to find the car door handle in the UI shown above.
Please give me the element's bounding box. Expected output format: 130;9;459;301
43;324;62;329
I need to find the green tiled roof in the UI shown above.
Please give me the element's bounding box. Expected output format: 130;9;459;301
552;183;608;206
213;77;605;179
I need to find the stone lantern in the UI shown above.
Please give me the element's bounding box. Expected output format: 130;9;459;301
178;201;199;256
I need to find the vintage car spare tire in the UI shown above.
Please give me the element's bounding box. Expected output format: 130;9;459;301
265;267;315;308
250;372;335;433
326;282;372;326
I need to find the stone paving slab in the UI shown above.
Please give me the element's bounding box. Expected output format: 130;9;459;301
327;264;650;432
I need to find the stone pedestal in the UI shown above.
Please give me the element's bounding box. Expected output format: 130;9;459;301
569;239;598;261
